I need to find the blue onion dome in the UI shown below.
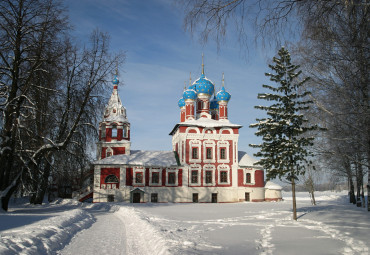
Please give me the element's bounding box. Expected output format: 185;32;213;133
183;88;197;100
193;73;214;95
189;83;196;91
216;87;231;102
113;75;119;85
210;95;219;110
178;97;185;108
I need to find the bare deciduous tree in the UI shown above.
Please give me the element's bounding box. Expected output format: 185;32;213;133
0;0;125;211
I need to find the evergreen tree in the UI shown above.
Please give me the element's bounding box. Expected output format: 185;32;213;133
250;47;317;220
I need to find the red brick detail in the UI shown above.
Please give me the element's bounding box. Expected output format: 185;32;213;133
229;141;232;165
255;170;264;187
185;102;194;120
162;169;166;185
145;168;149;186
126;168;133;186
221;130;230;134
113;147;125;155
106;128;112;142
179;126;187;133
238;169;243;186
101;147;107;159
252;199;265;202
100;168;120;188
178;169;182;186
230;168;233;186
117;129;123;140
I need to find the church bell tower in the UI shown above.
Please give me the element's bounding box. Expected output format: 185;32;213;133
96;75;131;159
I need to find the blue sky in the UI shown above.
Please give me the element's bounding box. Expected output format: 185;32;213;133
65;0;276;156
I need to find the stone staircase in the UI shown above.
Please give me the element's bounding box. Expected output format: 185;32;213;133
73;185;93;202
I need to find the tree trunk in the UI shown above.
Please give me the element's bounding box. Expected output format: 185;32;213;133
356;162;363;207
311;190;316;206
350;179;356;204
292;177;297;220
32;160;52;205
0;172;22;211
367;174;370;212
361;182;365;208
345;160;356;204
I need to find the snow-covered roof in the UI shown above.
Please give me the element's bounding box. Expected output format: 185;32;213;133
169;118;242;135
94;150;178;167
103;115;128;123
265;181;282;190
238;151;261;168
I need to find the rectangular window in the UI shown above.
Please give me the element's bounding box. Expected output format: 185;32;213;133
168;172;176;185
151;193;158;203
220;148;226;159
192;147;198;159
152;172;159;184
246;173;251;183
220;171;228;183
135;172;143;184
206;148;212;159
112;125;117;137
191;170;198;184
205;171;212;184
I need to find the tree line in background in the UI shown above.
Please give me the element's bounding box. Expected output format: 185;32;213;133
179;0;369;213
0;0;124;211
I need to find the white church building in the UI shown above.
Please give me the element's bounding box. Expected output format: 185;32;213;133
92;61;278;203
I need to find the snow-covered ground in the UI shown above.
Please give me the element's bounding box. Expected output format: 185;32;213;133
0;191;369;255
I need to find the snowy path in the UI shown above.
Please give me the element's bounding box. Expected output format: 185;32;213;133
59;208;126;255
59;205;169;255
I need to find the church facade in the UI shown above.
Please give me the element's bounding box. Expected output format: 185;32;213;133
93;62;267;203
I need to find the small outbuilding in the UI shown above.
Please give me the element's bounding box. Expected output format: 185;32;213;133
264;181;283;201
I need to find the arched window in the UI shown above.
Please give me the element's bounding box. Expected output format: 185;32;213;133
106;147;113;157
112;124;117;137
246;173;251;183
123;126;127;138
101;124;106;138
105;175;119;183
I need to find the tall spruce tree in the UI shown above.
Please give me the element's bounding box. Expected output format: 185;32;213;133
250;47;317;220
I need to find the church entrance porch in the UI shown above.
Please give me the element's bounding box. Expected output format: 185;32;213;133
130;188;145;203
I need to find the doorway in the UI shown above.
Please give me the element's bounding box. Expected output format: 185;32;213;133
245;192;250;202
107;195;114;202
192;193;198;203
133;193;141;203
212;193;217;203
